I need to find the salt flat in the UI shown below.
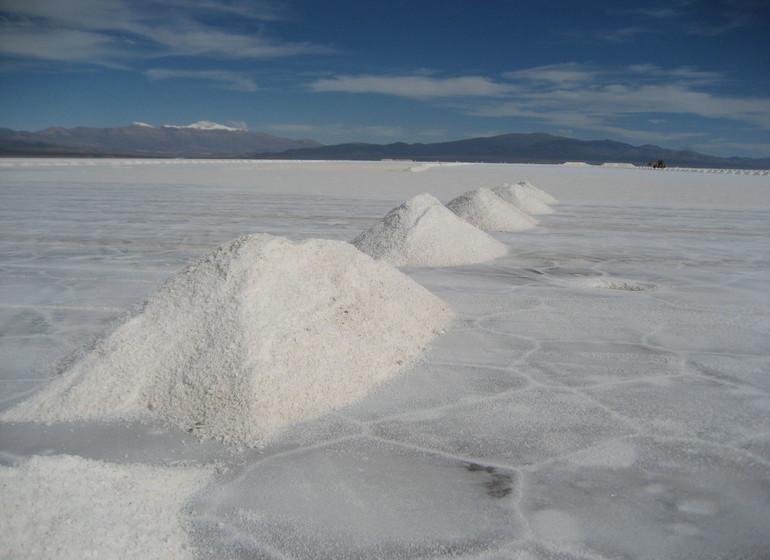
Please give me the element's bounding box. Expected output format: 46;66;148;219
1;159;769;559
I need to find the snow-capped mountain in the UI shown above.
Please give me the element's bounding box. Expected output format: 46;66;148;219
0;122;321;157
160;120;246;132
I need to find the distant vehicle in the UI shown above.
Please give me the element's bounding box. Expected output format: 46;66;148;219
649;160;667;168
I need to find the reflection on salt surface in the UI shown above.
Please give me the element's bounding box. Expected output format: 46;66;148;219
1;160;769;558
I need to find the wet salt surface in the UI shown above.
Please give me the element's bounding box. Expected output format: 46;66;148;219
1;160;769;559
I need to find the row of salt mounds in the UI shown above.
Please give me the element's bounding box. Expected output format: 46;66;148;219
1;455;211;560
2;234;454;448
445;187;538;232
352;193;508;267
493;182;555;215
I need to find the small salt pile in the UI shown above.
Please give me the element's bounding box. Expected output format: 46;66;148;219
514;180;558;204
0;455;210;560
445;187;538;232
492;182;555;215
2;234;454;447
352;193;507;267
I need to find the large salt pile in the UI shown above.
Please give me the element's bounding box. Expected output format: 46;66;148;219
352;193;508;267
445;187;539;232
492;182;555;215
1;234;454;447
0;455;210;560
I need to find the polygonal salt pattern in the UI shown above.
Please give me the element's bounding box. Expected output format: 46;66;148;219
520;436;770;559
519;341;682;387
2;161;770;559
584;376;770;444
371;388;636;466
340;362;530;422
190;437;525;559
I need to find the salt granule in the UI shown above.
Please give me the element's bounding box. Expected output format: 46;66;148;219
0;455;210;560
2;234;454;447
492;183;555;215
445;187;539;232
352;193;508;267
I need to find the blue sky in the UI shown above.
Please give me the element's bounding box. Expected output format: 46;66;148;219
1;0;769;157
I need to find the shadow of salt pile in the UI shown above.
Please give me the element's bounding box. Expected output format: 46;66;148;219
352;193;508;267
493;182;556;215
1;234;454;448
445;187;539;232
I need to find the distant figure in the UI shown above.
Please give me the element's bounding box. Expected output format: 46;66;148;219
648;160;667;169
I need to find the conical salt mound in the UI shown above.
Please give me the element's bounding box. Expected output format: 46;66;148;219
492;183;555;215
2;234;454;447
352;193;508;267
445;187;539;232
514;180;558;204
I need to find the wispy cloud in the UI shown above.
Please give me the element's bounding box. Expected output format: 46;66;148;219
145;69;259;91
306;63;770;145
0;0;332;64
472;64;770;129
602;0;760;41
309;75;512;98
502;63;598;86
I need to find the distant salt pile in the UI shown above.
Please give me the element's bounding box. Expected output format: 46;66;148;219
492;183;555;215
512;180;558;204
0;455;210;560
352;193;508;266
405;162;469;172
2;234;454;447
445;187;538;232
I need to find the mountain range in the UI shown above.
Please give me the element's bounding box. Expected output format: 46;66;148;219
0;121;321;158
1;123;767;169
251;133;770;169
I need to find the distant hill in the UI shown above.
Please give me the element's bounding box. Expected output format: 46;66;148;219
2;126;767;169
251;133;770;169
0;122;321;158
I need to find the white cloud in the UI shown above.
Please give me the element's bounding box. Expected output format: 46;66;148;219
310;75;512;98
0;0;332;64
469;63;770;135
0;26;117;62
306;64;770;139
503;63;598;86
145;69;258;91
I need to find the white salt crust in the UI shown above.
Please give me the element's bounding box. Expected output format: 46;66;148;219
352;193;508;267
445;187;539;232
0;455;211;560
2;234;454;447
493;183;556;215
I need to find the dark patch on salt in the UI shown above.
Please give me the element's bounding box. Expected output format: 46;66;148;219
465;462;514;498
